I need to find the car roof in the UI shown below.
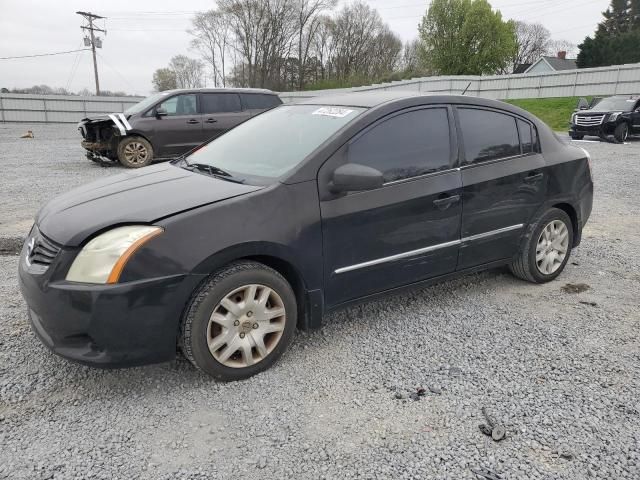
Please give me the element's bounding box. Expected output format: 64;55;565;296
164;88;277;95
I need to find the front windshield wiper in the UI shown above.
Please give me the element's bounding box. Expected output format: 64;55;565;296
182;162;246;184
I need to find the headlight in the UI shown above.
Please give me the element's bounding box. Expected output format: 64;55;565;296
66;225;163;284
571;113;576;124
608;112;621;122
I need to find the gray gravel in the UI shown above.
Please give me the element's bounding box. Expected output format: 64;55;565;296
1;123;639;479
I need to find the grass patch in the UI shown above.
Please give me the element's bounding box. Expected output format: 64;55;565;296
504;97;586;132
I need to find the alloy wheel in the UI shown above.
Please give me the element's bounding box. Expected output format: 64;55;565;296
206;284;286;368
536;220;569;275
123;142;149;164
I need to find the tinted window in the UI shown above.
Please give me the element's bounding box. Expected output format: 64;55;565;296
518;119;534;153
201;93;241;114
459;108;520;164
243;94;281;110
348;108;451;183
157;94;198;116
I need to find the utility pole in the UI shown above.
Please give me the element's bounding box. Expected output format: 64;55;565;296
76;11;106;96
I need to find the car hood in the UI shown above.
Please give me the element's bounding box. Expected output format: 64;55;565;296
36;163;264;246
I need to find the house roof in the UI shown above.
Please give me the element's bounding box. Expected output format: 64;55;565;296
513;63;532;74
525;56;578;73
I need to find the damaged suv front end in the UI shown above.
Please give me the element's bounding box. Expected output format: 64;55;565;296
78;112;133;163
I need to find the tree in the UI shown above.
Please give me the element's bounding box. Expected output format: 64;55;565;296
509;21;550;73
578;0;640;67
190;10;232;87
152;68;177;91
418;0;517;75
168;55;205;88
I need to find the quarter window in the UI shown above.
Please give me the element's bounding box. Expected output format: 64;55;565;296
201;93;242;114
242;94;281;110
347;108;451;183
459;108;521;164
156;94;198;116
518;119;534;153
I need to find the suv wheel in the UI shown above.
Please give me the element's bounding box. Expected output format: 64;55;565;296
614;123;629;143
117;136;153;168
510;208;574;284
180;261;297;381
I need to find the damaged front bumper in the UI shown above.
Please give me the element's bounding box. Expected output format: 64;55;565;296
78;112;133;161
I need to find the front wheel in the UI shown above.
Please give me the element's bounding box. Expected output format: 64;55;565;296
510;208;574;284
117;136;154;168
180;261;297;381
614;123;629;143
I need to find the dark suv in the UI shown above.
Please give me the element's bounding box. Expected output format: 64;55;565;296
78;88;282;168
569;95;640;142
21;93;593;381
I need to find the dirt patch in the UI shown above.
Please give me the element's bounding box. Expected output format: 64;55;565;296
561;283;591;294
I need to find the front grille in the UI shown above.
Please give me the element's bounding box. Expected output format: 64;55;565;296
575;114;605;127
26;228;61;267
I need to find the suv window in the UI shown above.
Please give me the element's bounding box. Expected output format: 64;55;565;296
242;94;281;110
157;94;198;116
347;108;451;183
459;108;521;164
201;93;242;114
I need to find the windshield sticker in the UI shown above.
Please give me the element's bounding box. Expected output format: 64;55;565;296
312;107;354;118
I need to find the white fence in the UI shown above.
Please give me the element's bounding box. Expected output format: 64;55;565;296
2;62;640;123
0;94;144;123
280;62;640;103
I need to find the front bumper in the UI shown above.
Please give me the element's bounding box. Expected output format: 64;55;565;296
569;123;616;137
18;240;205;368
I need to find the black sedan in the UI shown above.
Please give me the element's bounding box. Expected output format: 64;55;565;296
19;92;593;381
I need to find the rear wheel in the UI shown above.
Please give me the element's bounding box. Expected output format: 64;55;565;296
510;208;574;284
117;136;153;168
614;123;629;143
180;261;297;381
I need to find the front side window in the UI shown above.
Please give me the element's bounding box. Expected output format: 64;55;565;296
186;105;364;180
201;93;242;114
157;94;198;116
347;108;451;183
459;108;520;164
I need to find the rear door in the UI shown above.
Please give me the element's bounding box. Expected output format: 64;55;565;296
145;93;203;158
455;106;546;270
200;92;250;142
319;106;462;306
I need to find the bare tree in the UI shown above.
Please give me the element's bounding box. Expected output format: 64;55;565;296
168;55;205;88
509;21;551;73
546;39;578;58
190;10;232;87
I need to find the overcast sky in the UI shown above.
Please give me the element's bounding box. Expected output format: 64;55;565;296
0;0;610;96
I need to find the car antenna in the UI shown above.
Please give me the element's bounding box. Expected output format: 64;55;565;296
462;82;472;95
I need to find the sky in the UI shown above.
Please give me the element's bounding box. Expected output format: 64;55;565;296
0;0;610;96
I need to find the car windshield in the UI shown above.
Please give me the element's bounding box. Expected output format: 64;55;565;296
591;97;637;112
185;104;364;180
124;92;173;115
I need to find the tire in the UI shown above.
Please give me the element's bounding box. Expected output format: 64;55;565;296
117;136;153;168
180;261;297;381
510;208;574;284
569;132;584;140
614;123;629;143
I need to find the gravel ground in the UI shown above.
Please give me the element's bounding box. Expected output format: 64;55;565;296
0;123;639;479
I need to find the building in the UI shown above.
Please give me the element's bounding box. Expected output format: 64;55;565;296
524;51;578;74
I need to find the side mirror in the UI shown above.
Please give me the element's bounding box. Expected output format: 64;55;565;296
155;107;168;118
330;163;384;193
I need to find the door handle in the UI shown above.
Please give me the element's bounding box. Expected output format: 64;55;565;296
187;119;200;124
205;118;217;123
524;172;544;183
433;194;460;210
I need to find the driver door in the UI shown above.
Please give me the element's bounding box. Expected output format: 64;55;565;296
318;106;462;307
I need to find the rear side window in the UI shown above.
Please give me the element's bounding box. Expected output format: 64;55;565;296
348;108;451;183
458;108;520;164
242;94;282;110
201;93;242;114
517;119;535;153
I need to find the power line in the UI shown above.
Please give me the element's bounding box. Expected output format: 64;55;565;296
77;11;107;96
0;48;90;60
